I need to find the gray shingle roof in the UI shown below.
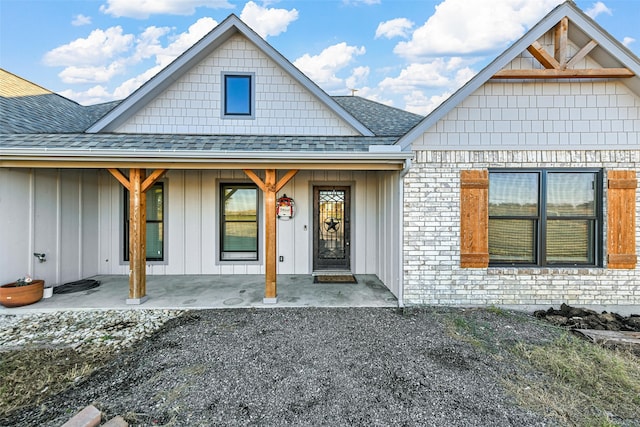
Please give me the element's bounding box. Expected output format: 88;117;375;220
0;94;93;133
333;96;423;136
0;133;398;152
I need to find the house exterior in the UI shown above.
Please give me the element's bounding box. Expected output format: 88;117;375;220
1;1;638;311
398;2;639;312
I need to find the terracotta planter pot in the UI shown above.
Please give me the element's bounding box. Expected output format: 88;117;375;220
0;280;45;308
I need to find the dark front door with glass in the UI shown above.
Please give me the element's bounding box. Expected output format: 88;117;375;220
313;186;351;271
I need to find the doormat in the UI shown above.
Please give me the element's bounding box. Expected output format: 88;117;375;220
313;275;357;284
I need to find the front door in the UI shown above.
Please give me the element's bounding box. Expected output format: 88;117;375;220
313;186;351;271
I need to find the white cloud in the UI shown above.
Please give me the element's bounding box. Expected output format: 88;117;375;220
153;17;218;67
345;66;370;90
58;62;126;84
375;18;414;39
403;90;452;115
43;27;134;67
100;0;233;19
378;59;458;92
240;2;298;38
585;1;612;19
294;42;366;89
113;66;165;99
72;14;92;26
394;0;562;59
59;85;113;106
623;36;636;48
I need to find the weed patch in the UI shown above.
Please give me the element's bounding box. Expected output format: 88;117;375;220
0;347;115;418
507;334;640;426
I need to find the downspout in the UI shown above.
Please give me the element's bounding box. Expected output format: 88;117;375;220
397;157;412;308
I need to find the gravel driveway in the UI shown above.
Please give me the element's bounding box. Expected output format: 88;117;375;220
4;307;557;426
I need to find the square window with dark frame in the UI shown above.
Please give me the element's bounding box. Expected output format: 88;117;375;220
488;169;602;267
124;182;164;261
224;74;252;116
220;184;259;261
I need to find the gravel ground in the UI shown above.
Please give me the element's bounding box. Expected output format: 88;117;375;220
2;307;559;426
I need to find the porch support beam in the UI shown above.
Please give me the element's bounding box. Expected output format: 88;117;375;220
243;169;298;303
107;168;166;304
128;168;147;304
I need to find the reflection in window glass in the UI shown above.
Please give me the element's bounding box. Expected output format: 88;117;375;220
221;184;258;260
489;219;535;263
547;173;595;216
489;173;538;216
488;170;601;267
224;75;251;115
124;182;164;261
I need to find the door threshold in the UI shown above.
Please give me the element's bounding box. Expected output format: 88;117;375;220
312;270;353;276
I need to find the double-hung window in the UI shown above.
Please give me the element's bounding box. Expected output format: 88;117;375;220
223;73;253;117
488;169;602;266
220;184;259;261
124;182;164;261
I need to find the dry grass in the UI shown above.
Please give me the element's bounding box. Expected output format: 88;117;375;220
0;347;115;418
445;310;640;426
507;334;640;426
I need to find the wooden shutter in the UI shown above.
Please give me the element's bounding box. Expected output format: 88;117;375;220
460;170;489;268
607;170;637;269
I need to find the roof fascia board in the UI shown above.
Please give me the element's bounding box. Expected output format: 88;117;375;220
396;1;640;150
87;15;374;136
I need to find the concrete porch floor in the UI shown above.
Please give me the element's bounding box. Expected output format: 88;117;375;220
1;274;398;314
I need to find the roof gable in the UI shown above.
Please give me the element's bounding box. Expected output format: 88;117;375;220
87;15;374;136
397;0;640;149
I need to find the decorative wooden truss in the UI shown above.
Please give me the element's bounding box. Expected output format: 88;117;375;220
493;17;635;79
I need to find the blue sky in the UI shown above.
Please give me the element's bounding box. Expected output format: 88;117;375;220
1;0;638;114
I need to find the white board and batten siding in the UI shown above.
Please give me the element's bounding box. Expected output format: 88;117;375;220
96;170;393;281
114;34;359;136
0;168;100;286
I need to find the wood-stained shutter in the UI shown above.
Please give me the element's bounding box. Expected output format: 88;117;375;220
460;170;489;268
607;170;637;269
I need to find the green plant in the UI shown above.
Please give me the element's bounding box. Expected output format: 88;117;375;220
14;275;33;287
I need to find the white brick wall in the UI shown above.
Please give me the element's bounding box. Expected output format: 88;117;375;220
116;35;358;136
403;150;640;309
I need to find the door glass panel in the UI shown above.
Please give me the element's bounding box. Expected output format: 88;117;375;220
318;189;345;260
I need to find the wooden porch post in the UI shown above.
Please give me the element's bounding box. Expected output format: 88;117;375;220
129;168;147;303
265;169;277;301
243;169;298;303
108;168;166;304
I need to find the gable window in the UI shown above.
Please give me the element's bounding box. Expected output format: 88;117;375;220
220;184;259;261
124;182;165;261
488;169;602;266
223;73;253;117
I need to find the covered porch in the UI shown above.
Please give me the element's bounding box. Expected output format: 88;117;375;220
0;274;398;313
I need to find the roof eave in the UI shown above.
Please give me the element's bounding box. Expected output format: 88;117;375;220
0;148;410;170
